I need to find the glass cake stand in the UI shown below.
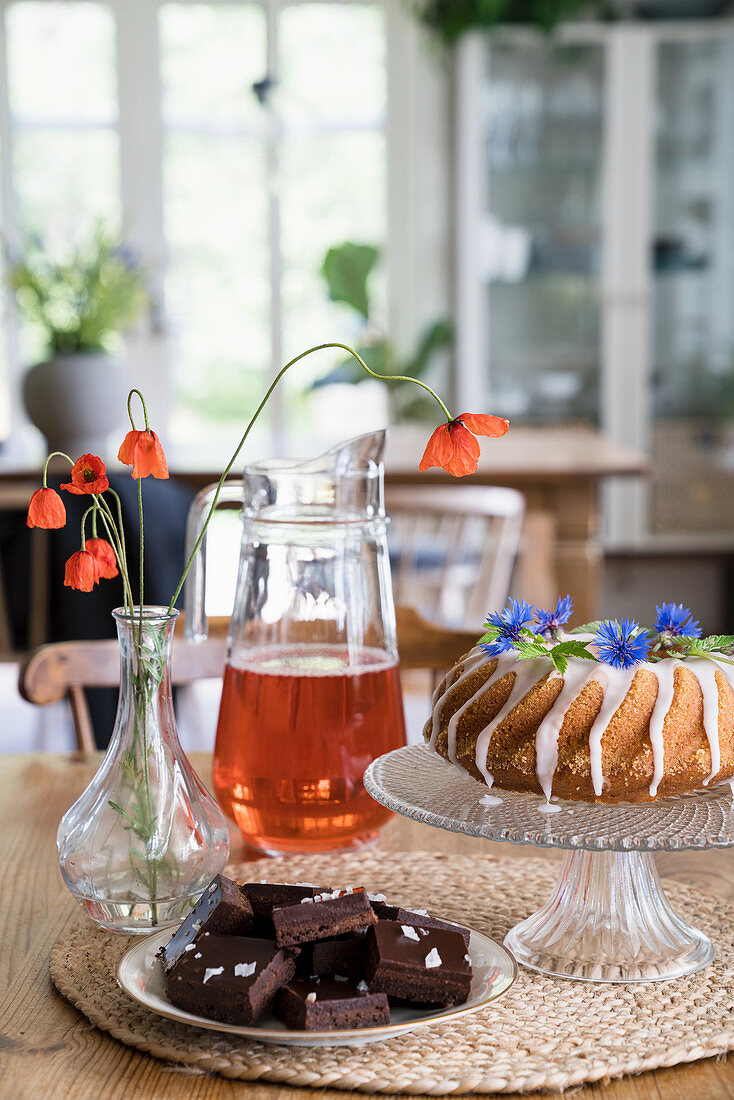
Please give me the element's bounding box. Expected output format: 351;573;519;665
364;744;734;983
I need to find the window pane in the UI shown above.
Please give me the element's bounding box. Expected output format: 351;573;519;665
6;1;116;123
278;4;385;125
482;41;604;424
277;4;387;421
159;4;270;443
651;37;734;535
160;4;264;130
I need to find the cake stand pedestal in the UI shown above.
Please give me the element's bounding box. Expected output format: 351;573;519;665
364;745;734;983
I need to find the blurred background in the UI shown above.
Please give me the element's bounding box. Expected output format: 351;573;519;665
1;0;734;749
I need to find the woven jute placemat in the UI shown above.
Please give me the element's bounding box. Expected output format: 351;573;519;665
50;851;734;1095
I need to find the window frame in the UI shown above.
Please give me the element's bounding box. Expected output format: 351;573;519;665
0;0;442;454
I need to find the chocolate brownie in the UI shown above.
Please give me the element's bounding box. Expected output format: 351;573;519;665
365;920;472;1007
393;908;471;947
241;882;328;936
274;976;389;1031
166;935;298;1025
272;888;376;947
158;875;254;973
297;931;368;978
367;898;470;947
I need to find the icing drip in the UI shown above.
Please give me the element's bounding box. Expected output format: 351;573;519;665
534;665;603;801
684;657;734;784
446;651;516;765
587;667;638;798
473;657;554;787
647;659;685;797
429;647;487;749
537;801;562;814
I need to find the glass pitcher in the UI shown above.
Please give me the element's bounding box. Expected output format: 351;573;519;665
184;431;406;855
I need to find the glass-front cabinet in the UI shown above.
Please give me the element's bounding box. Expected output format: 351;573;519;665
455;19;734;545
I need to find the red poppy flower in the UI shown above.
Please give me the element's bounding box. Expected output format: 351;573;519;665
63;550;99;592
419;414;509;477
85;538;119;580
60;454;109;495
118;429;169;480
26;487;66;529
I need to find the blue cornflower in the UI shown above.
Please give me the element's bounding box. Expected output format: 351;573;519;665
654;602;701;639
482;598;535;655
593;619;649;670
535;595;574;637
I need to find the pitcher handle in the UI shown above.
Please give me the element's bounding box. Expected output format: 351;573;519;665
183;480;242;643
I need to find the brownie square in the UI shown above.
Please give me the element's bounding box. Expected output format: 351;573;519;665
274;976;390;1031
241;882;328;936
393;908;471;948
297;930;368;978
366;897;470;947
158;875;254;973
272;888;376;947
365;920;472;1007
166;935;298;1025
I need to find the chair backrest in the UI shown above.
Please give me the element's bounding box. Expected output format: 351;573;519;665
19;617;230;753
19;608;478;753
386;483;525;628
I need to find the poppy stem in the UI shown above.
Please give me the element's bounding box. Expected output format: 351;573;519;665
96;495;134;613
166;341;453;614
42;450;73;488
80;506;94;552
104;489;129;579
127;388;150;432
137;478;144;639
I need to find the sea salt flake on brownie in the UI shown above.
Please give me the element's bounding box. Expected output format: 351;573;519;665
401;925;420;941
424;948;442;968
305;992;317;1003
234;961;257;978
203;966;224;984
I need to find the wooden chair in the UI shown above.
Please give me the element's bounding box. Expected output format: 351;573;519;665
19;607;479;753
386;484;525;629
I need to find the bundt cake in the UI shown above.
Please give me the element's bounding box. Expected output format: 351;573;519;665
424;625;734;805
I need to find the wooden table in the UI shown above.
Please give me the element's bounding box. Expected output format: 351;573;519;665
3;752;731;1100
168;426;647;624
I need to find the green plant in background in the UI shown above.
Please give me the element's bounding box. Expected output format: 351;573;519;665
312;241;453;422
9;223;149;359
415;0;597;42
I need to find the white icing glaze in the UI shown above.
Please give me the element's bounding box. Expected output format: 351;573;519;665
534;665;603;801
647;659;685;796
445;651;516;765
685;657;734;783
587;666;635;798
429;647;487;749
473;656;554;786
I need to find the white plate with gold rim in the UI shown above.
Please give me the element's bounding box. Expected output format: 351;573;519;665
117;924;516;1047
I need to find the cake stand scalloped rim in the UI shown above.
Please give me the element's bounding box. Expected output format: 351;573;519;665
363;744;734;853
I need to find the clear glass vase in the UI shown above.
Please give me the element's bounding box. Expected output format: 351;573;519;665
57;606;230;934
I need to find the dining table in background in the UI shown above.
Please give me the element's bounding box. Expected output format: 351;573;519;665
1;750;731;1100
169;425;648;625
